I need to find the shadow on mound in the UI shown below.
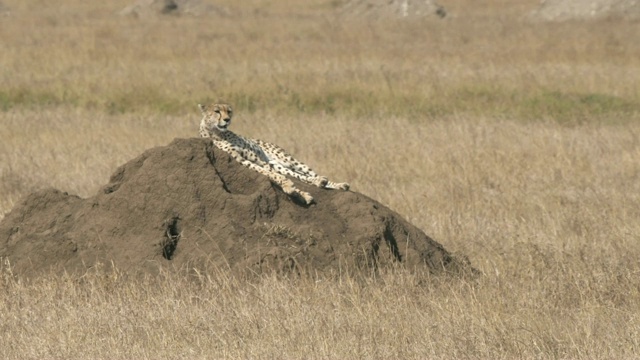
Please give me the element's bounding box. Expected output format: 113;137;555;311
0;138;472;278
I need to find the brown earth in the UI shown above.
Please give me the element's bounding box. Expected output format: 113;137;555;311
0;138;469;278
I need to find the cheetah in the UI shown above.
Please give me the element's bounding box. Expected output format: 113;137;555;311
198;103;350;204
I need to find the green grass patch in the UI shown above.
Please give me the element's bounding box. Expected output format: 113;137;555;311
519;91;640;123
0;88;78;111
103;87;185;115
1;85;638;124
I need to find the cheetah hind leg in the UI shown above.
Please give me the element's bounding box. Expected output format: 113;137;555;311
293;173;350;191
299;174;349;191
325;180;350;191
308;174;349;191
271;159;348;191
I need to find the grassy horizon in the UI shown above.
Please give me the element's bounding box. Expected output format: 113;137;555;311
2;1;640;121
1;0;640;358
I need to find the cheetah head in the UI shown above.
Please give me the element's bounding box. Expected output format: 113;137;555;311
198;103;233;134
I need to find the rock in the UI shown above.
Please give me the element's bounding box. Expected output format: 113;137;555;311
0;138;470;278
340;0;447;19
119;0;229;17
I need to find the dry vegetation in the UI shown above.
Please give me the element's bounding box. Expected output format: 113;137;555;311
1;0;640;358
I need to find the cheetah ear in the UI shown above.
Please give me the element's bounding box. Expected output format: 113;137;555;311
198;104;207;114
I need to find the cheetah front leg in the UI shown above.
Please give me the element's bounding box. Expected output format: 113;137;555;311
259;165;315;205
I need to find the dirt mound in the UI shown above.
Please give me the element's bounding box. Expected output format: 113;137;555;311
0;138;468;278
120;0;229;17
528;0;640;21
340;0;446;19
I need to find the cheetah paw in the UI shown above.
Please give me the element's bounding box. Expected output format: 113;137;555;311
299;191;315;205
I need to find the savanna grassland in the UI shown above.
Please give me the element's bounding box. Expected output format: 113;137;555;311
1;0;640;358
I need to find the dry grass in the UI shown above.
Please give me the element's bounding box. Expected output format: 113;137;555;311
2;262;638;359
2;0;640;120
1;0;640;358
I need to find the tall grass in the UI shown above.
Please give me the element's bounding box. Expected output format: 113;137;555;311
1;260;639;359
1;0;640;358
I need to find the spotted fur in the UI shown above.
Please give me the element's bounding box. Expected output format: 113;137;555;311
198;103;350;204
